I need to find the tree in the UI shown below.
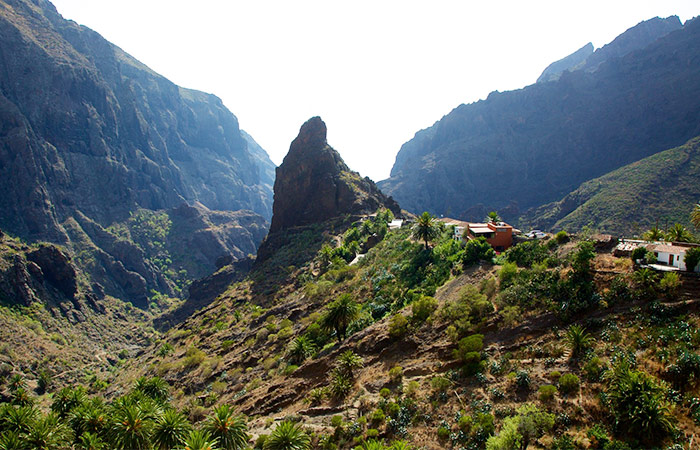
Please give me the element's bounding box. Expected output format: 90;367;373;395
264;420;310;450
685;247;700;272
566;325;594;359
606;364;676;445
462;237;495;266
182;430;219;450
665;223;693;242
134;376;170;404
152;409;191;450
412;212;438;250
286;337;315;365
23;413;69;450
204;405;248;450
642;226;664;241
109;403;153;450
486;404;554;450
485;211;501;223
335;351;364;379
321;294;360;342
691;203;700;229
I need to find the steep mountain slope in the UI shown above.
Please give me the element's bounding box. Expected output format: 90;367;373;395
0;0;275;305
520;136;700;235
379;16;700;221
537;16;681;83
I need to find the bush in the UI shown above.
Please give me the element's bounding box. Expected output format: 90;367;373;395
437;425;450;441
453;334;485;376
584;357;606;382
463;237;496;266
430;376;451;394
411;296;437;324
684;247;700;272
505;241;549;267
554;231;569;244
630;246;648;263
558;374;580;395
388;366;403;383
659;272;681;299
538;384;557;402
388;314;409;339
515;371;531;391
498;262;518;288
182;346;206;369
370;409;385;425
441;285;493;337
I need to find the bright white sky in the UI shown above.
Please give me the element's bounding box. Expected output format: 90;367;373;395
50;1;700;182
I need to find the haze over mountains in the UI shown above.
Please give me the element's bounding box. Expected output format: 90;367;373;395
379;16;700;227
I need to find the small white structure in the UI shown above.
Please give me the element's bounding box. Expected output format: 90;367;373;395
651;243;700;272
388;219;404;230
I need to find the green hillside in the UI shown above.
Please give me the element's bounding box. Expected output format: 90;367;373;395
521;136;700;235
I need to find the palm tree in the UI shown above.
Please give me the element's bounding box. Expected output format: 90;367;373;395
485;211;501;223
51;386;87;418
263;420;310;450
412;212;438;250
286;337;315;365
182;430;219;450
24;412;70;450
691;203;700;229
152;408;191;450
335;351;364;379
321;294;360;342
1;405;36;435
642;225;664;241
0;430;23;450
69;399;109;439
6;374;25;392
666;223;693;242
134;376;170;404
78;432;106;450
566;325;594;359
204;405;248;450
109;403;153;450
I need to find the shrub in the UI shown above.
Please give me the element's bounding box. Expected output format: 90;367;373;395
329;370;353;400
685;247;700;272
498;262;518;288
584;357;606;382
430;376;451;395
336;351;364;378
388;366;403;383
630;246;648;263
437;425;450;441
463;237;495;266
411;296;437;324
453;334;485;376
558;374;580;395
554;231;569;244
221;340;235;352
659;272;681;299
388;314;409;339
370;409;385;425
538;384;557;402
505;241;549;267
441;286;493;337
606;364;676;445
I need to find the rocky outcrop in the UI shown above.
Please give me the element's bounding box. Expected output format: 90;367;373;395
380;16;700;221
269;117;400;233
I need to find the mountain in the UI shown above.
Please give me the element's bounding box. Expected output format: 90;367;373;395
0;0;275;305
269;117;400;234
520;136;700;235
379;16;700;221
537;16;682;83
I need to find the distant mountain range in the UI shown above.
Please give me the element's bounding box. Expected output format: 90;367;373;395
379;16;700;227
520;136;700;235
0;0;275;306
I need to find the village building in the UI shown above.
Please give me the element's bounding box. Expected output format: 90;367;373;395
438;218;514;252
651;242;700;271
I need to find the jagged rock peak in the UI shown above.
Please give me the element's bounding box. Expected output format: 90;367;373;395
268;117;400;233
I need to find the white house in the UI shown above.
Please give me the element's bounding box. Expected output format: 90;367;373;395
652;243;700;272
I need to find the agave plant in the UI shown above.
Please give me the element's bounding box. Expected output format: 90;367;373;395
152;408;191;450
203;405;248;450
566;325;594;359
263;420;310;450
182;429;219;450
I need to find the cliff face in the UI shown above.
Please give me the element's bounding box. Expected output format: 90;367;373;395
379;16;700;221
269;117;400;233
0;0;274;306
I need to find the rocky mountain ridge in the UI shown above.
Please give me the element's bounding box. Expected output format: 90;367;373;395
379;15;700;222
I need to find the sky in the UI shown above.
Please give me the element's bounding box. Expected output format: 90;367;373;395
50;1;700;182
